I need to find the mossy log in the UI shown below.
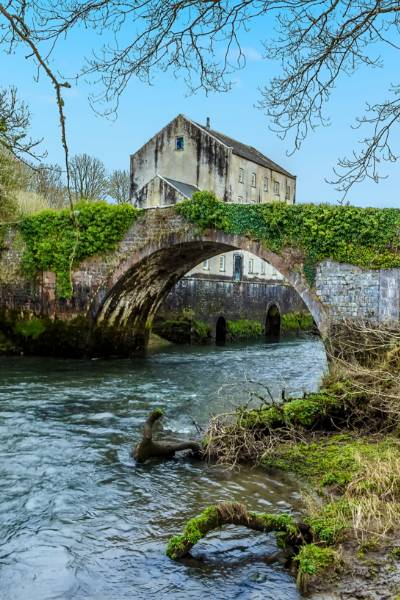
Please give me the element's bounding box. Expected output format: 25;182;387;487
166;501;311;560
133;409;201;463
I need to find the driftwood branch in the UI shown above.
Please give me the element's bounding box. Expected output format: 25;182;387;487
166;501;311;560
133;409;201;463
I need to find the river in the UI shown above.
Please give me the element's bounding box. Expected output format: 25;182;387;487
0;337;327;600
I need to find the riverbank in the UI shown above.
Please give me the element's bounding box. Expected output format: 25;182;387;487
169;323;400;598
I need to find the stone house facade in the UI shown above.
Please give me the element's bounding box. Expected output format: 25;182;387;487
130;113;296;207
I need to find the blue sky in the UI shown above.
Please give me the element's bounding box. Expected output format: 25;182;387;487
0;15;399;208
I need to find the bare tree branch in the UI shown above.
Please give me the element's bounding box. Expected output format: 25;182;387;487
70;152;108;200
108;169;130;204
1;1;400;198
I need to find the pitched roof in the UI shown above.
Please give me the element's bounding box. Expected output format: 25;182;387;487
163;177;199;199
194;120;295;178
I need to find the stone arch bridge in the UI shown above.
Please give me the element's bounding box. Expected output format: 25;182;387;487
1;207;399;355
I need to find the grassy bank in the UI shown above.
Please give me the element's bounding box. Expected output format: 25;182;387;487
167;323;400;596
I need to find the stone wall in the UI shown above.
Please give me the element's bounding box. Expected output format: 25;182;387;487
157;277;308;333
315;261;400;324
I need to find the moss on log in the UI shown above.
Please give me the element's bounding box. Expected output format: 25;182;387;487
166;501;311;560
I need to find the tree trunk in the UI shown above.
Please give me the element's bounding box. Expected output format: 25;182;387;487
133;409;202;462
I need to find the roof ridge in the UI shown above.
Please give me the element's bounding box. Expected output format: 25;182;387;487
193;119;294;178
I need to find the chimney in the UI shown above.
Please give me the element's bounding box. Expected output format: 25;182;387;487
206;117;211;129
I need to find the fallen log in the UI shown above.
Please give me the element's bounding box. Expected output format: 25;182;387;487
166;501;312;560
133;408;202;463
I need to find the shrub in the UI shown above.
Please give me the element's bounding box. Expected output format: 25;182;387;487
19;200;138;298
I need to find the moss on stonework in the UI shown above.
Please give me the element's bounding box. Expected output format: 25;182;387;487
153;314;211;345
0;310;145;358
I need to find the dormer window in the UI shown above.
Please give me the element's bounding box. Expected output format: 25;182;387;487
175;136;184;151
251;173;256;187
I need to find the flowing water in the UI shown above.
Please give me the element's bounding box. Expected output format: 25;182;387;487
0;337;327;600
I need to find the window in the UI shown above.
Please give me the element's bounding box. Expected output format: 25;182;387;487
285;184;291;200
233;254;243;281
239;168;244;183
175;136;184;151
261;260;266;275
202;259;209;270
219;255;226;272
273;180;280;196
248;258;254;274
238;195;243;203
251;173;256;187
263;176;269;192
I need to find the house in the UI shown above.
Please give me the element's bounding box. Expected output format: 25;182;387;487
130;114;294;286
130;114;296;207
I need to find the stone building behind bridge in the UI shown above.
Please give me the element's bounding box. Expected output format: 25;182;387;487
130;114;306;338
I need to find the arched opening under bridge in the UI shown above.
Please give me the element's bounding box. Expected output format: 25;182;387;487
265;304;281;339
91;225;328;355
215;316;227;346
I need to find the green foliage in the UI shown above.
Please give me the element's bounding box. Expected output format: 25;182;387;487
295;544;337;577
262;434;386;488
176;193;400;279
227;318;263;339
239;390;340;430
19;201;138;298
193;319;211;340
306;499;351;544
281;311;314;332
175;190;229;231
391;547;400;560
14;317;46;339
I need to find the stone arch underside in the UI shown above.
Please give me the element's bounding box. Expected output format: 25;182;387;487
91;228;329;354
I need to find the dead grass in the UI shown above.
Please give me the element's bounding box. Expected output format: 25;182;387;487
347;448;400;541
15;190;51;215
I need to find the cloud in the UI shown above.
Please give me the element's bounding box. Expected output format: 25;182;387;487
243;47;263;62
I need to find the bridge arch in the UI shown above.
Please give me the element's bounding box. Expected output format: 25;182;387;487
90;223;329;354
